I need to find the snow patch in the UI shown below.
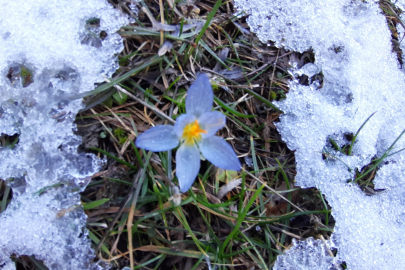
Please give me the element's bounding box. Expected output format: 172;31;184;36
235;0;405;269
0;0;127;269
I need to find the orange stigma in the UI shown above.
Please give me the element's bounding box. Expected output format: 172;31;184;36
182;120;207;145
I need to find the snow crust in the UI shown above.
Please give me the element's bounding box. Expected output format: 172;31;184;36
274;238;338;270
0;0;127;269
234;0;405;269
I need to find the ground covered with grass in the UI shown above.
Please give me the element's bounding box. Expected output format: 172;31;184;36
2;0;404;269
77;1;333;269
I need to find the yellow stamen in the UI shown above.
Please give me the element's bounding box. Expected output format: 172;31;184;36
182;120;207;146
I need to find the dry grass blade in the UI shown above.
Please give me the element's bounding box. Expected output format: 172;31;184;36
105;78;175;124
243;169;304;212
95;153;151;253
127;158;149;269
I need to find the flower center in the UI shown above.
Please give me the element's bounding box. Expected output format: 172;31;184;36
182;120;207;145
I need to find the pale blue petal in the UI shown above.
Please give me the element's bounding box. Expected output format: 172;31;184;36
199;136;241;171
176;143;200;192
135;125;179;152
173;114;196;138
186;74;213;118
198;111;226;139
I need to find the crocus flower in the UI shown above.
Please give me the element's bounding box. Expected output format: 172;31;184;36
136;74;241;192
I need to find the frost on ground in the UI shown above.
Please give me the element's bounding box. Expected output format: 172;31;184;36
0;1;127;269
235;0;405;269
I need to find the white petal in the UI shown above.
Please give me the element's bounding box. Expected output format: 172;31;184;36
186;74;213;118
198;111;226;139
199;136;241;171
173;114;196;138
176;143;201;192
135;125;179;152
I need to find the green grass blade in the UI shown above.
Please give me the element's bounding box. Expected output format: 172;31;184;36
219;184;265;257
153;254;166;270
226;113;260;138
222;246;254;258
220;26;248;79
185;0;222;61
102;177;132;186
121;81;161;104
250;136;259;176
200;40;231;70
189;250;208;270
83;198;109;210
348;112;376;155
214;96;255;118
174;206;207;255
386;147;405;157
386;128;405;153
354;128;405;182
1;184;10;212
329;137;343;152
195;0;222;46
240;233;269;270
319;190;329;226
133;254;165;269
88;230;111;256
71;56;162;99
242;87;281;112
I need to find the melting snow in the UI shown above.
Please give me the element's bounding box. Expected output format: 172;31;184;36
274;238;339;270
0;0;127;269
235;0;405;269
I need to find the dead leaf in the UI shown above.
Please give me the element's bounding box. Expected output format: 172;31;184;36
266;182;300;216
158;40;173;56
215;168;238;183
217;178;242;199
